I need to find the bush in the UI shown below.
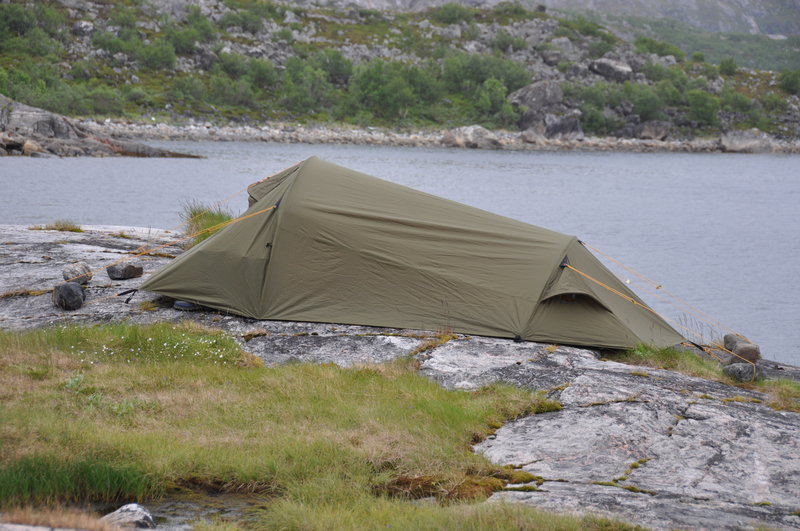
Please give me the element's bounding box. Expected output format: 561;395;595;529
654;80;683;105
761;92;788;113
430;3;474;25
691;52;705;62
581;104;621;135
588;40;614;59
88;86;123;115
491;2;531;19
474;77;515;122
720;86;752;112
442;52;530;96
247;58;278;88
186;5;216;41
210;73;254;107
623;82;664;122
779;69;800;95
490;30;527;52
217;52;249;79
686;89;720;125
719;57;737;76
310;49;353;87
166;26;199;55
281;57;334;114
348;60;416;119
170;76;206;102
634;36;685;62
137;40;176;70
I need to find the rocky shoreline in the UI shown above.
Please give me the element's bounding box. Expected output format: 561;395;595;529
1;224;799;530
81;117;800;154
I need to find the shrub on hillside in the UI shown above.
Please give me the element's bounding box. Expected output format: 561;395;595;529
634;36;685;62
686;89;720;125
719;58;737;76
430;3;474;25
779;69;800;95
137;40;176;70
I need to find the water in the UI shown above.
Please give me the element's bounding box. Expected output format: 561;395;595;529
1;142;798;365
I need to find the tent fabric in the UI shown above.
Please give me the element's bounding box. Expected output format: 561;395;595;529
141;157;684;349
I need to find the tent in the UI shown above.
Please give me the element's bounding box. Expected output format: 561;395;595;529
141;157;683;349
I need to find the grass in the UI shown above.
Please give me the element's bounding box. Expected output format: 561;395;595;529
181;200;234;247
29;220;84;233
0;322;640;529
609;345;726;381
0;289;50;299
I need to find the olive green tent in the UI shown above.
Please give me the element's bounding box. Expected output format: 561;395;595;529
141;157;683;349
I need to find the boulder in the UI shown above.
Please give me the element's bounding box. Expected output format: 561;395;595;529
544;110;583;140
637;120;671;140
52;282;85;311
101;503;156;529
539;48;561;66
723;333;747;351
589;58;633;82
63;261;92;285
732;341;762;362
72;20;95;37
441;125;501;149
107;263;144;280
723;362;764;382
509;80;563;111
21;139;43;155
720;128;776;153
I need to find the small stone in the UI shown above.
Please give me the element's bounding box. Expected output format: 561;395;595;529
723;333;745;351
723;362;764;382
63;261;92;284
101;503;156;529
732;342;761;362
52;282;85;311
107;263;144;280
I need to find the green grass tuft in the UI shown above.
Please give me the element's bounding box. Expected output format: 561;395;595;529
181;200;234;248
0;456;160;504
29;220;84;233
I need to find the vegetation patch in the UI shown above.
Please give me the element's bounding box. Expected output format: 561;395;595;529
0;289;50;299
29;221;84;233
180;200;234;248
0;322;642;529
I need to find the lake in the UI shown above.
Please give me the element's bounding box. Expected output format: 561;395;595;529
1;141;798;365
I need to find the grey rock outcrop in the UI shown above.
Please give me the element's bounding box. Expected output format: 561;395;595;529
107;263;144;280
101;503;156;528
544;110;584;140
52;282;85;311
63;262;92;285
637;120;671;140
418;337;800;531
589;58;633;82
720;128;777;153
441;125;501;149
0;93;199;158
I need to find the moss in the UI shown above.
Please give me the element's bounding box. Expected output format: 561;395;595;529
722;396;762;404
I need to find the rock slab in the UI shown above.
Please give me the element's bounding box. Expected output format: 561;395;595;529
418;337;800;531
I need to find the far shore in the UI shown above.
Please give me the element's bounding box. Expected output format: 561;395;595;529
79;118;800;155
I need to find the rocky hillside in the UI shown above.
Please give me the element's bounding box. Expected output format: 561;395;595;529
2;0;799;142
269;0;800;35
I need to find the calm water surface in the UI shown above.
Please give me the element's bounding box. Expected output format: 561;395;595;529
1;142;798;364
